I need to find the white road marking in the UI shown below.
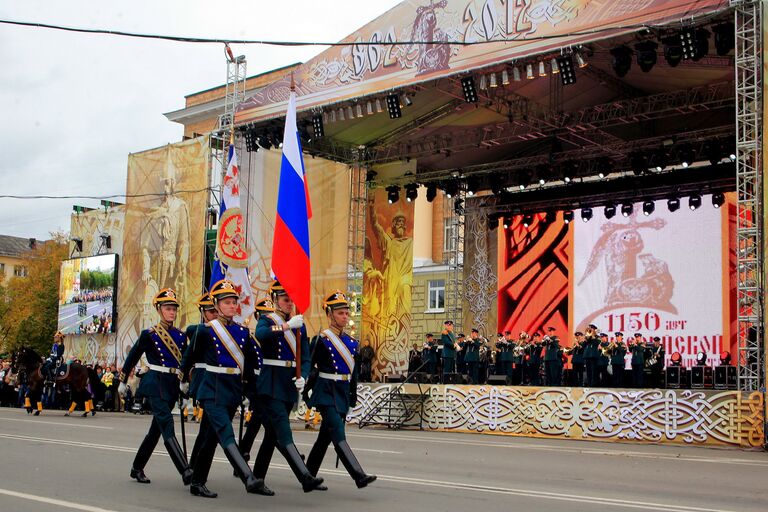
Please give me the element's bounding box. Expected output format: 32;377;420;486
0;433;747;512
0;487;119;512
293;441;401;454
0;417;113;430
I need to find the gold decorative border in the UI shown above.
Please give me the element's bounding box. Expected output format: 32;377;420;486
346;384;765;448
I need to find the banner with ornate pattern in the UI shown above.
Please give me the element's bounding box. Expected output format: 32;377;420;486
345;383;764;448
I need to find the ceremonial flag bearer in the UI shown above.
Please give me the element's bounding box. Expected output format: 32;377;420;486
118;288;192;486
304;291;376;489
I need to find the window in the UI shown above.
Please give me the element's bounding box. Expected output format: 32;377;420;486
443;218;457;253
427;280;445;312
0;263;4;276
13;265;27;277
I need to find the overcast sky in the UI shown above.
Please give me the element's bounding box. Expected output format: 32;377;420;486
0;0;402;240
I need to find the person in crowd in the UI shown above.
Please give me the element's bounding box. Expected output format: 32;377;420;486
358;339;375;382
441;320;457;381
629;333;646;388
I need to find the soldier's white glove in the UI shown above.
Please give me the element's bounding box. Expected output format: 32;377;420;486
179;382;189;395
286;314;304;330
294;377;305;393
118;382;128;397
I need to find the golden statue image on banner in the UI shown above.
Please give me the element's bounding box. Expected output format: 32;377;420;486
362;188;414;379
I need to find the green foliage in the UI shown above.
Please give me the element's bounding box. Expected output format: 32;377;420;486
79;268;114;290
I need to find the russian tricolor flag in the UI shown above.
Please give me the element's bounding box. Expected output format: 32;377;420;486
272;90;312;312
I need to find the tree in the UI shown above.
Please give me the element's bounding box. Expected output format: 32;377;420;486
0;233;68;355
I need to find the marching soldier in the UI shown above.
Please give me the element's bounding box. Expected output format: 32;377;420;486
464;329;482;384
41;331;65;382
180;279;269;496
183;292;218;497
118;289;192;487
629;333;646;388
251;281;324;493
441;321;457;381
239;298;273;464
304;291;376;489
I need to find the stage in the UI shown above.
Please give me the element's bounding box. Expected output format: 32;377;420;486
343;383;764;449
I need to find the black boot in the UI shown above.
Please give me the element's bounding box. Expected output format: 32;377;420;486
280;443;324;492
305;439;330;491
335;440;376;489
190;482;218;498
130;468;151;484
164;438;193;485
223;444;273;496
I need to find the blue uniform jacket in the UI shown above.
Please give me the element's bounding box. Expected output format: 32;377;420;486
183;324;206;399
122;325;187;401
180;320;260;408
254;314;310;403
306;330;359;415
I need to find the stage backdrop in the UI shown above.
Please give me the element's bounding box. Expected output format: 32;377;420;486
362;188;414;378
238;145;350;334
116;137;209;363
499;195;736;366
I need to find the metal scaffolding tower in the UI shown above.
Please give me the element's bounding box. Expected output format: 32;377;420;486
347;159;368;334
733;0;764;392
443;192;465;329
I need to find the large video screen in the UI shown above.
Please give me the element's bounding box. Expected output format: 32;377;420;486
58;254;118;335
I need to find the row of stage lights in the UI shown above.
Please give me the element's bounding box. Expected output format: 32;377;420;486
489;193;726;229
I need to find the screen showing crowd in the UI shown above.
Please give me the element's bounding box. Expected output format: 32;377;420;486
58;254;118;335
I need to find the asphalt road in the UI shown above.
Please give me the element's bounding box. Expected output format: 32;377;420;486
0;406;766;512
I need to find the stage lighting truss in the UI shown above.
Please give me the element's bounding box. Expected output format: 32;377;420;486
634;41;658;72
460;76;478;103
610;46;633;77
386;93;402;119
642;200;655;216
556;55;576;85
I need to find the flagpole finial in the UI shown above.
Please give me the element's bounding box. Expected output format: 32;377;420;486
290;71;295;92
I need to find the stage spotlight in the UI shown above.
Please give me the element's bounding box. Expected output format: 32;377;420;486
575;50;588;68
680;27;696;59
426;184;437;202
550;58;560;74
677;144;694;167
489;73;498;88
662;35;684;67
581;208;593;222
652;150;668;172
356;103;364;118
366;170;378;183
512;66;521;82
621;203;633;217
667;197;681;212
479;74;487;90
526;63;535;79
634;41;658;72
719;351;732;365
712;192;725;208
670;352;683;366
501;69;510;85
386;94;402;119
538;61;547;77
689;194;702;210
562;161;576;183
386;185;400;204
338;107;346;121
604;204;616;219
556;55;576;85
563;210;574;224
311;114;325;139
347;106;355;120
596;158;611;179
443;181;459;199
642;200;655;216
696;352;707;365
693;28;710;61
460;76;478;103
375;98;383;113
631;153;648;175
541;211;554;224
522;214;534;227
610;46;633;77
404;183;419;202
713;22;735;56
403;94;413;106
465;177;479;197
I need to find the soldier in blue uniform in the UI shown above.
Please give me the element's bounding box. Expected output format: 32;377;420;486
180;279;269;497
251;280;323;493
239;298;272;464
440;321;457;381
118;289;192;487
304;291;376;489
41;331;65;382
183;292;219;498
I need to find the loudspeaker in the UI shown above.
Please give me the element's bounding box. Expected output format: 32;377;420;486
443;373;463;384
487;374;508;385
385;374;405;383
714;366;728;389
666;367;681;389
691;366;713;389
410;372;430;384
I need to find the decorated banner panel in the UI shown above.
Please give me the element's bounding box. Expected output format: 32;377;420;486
362;188;415;378
69;205;125;259
573;197;730;367
237;0;727;123
498;212;570;337
117;137;209;353
239;147;350;332
66;333;118;367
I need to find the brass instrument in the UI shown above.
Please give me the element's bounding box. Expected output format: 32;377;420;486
514;331;529;357
646;344;662;368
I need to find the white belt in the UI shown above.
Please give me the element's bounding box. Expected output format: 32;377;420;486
204;365;241;375
319;372;351;381
262;359;296;368
193;363;206;369
147;364;180;374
